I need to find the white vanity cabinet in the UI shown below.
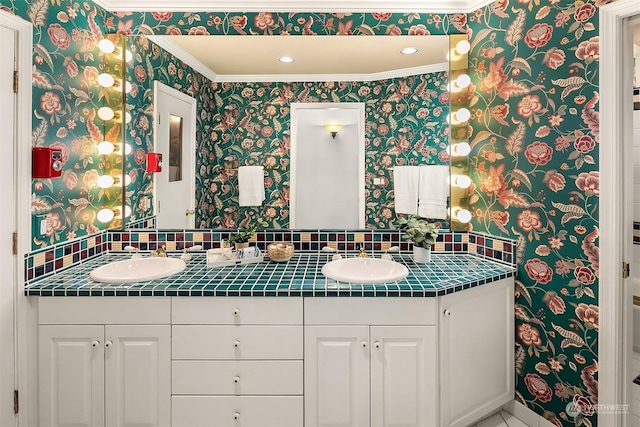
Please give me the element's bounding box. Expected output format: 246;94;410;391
304;298;438;427
171;297;304;427
37;297;171;427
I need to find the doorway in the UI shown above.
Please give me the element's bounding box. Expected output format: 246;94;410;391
153;81;196;229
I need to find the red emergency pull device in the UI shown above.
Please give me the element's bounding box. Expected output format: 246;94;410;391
32;147;63;178
146;152;163;173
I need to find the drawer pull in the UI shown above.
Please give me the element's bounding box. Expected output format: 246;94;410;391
373;341;381;350
233;340;241;349
91;340;100;348
105;340;113;348
233;376;240;384
232;308;240;317
443;309;452;316
361;341;368;349
234;412;240;420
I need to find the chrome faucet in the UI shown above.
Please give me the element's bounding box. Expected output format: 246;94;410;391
150;245;167;257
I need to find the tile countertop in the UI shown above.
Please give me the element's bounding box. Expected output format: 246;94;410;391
25;253;516;298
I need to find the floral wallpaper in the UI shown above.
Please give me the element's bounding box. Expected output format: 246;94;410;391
468;1;605;425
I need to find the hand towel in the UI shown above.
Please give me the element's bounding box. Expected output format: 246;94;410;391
238;166;265;207
393;166;420;215
417;165;449;219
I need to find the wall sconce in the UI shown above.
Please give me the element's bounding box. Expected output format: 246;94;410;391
324;124;343;139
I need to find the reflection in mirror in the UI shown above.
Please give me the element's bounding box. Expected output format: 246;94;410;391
124;34;456;230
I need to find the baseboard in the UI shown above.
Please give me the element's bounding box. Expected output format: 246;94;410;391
503;400;556;427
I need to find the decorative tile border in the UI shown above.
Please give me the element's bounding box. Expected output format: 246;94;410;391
25;228;517;283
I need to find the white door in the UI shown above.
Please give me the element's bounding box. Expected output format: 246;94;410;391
104;325;171;427
304;326;370;427
439;278;514;427
0;23;16;427
154;82;196;229
370;326;437;427
38;325;105;427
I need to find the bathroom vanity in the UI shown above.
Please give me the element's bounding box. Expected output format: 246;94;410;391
29;253;514;427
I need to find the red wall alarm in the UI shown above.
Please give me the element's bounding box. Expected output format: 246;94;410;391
146;152;163;173
32;147;63;178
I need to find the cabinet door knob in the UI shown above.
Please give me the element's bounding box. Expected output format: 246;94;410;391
233;412;240;420
361;341;368;349
232;308;240;317
233;340;240;349
105;340;113;348
373;341;381;349
444;309;452;316
91;340;100;348
233;376;240;384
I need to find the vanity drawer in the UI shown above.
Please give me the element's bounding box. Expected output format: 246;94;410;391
172;360;303;395
172;325;303;359
172;396;303;427
172;297;303;325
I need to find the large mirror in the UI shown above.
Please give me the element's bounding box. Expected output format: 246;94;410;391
123;34;455;230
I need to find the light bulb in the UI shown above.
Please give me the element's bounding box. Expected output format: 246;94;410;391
455;40;470;55
125;50;133;62
124;205;132;218
125;81;132;93
124;175;132;186
125;112;132;123
456;74;471;88
98;39;115;54
97;208;115;223
452;175;472;189
97;107;115;120
124;144;132;155
455;108;471;123
453;208;472;223
452;142;471;157
97;175;115;189
97;73;115;88
97;141;115;155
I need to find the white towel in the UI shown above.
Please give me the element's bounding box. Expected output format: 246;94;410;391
418;165;449;219
238;166;265;207
393;166;419;215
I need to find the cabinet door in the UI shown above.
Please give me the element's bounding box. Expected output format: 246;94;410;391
370;326;437;427
39;325;104;427
440;278;514;427
305;326;370;427
104;325;171;427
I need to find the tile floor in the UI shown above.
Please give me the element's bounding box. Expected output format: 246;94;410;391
472;411;530;427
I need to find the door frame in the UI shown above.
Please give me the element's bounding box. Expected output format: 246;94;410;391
152;81;197;228
0;9;32;427
599;1;640;425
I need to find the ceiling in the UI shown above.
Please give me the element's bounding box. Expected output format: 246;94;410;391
154;35;449;82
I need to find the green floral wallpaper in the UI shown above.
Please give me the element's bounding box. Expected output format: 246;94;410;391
468;1;605;425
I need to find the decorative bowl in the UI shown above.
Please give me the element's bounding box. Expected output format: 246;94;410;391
267;242;295;262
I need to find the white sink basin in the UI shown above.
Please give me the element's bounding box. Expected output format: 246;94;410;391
321;257;409;284
89;257;187;284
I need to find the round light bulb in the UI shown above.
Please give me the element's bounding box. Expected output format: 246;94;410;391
452;142;471;157
97;107;115;121
124;205;132;218
98;39;115;54
453;175;472;189
97;141;115;155
97;208;115;223
125;81;132;93
454;208;472;223
97;73;115;88
124;175;132;186
455;40;471;55
456;74;471;88
455;108;471;123
97;175;115;189
125;50;133;62
124;144;132;155
125;112;132;123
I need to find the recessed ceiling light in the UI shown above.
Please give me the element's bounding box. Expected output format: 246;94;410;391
278;56;295;63
400;47;418;55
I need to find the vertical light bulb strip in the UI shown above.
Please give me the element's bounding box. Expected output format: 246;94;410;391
449;34;472;231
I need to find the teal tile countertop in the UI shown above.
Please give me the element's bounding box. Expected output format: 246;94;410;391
25;253;515;297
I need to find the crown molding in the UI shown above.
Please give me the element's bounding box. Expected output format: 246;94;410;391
147;35;448;83
147;36;218;82
94;0;492;13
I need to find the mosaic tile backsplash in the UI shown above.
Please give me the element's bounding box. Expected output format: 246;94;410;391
25;229;515;284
